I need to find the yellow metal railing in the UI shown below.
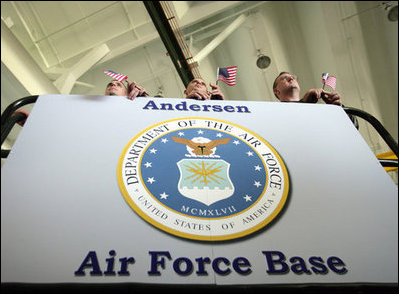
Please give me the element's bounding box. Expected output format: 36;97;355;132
377;151;398;172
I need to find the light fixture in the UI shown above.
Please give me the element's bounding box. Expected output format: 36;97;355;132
256;54;271;69
382;1;398;21
387;4;398;21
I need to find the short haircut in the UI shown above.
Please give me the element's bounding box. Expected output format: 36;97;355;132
188;78;206;85
273;72;290;90
273;72;290;99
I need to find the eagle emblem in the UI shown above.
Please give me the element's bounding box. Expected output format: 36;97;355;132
119;118;288;241
171;136;230;156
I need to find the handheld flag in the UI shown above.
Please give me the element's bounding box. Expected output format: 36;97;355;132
322;73;329;83
321;73;336;90
104;70;128;82
217;66;237;86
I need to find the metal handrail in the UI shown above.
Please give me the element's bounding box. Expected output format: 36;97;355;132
1;95;38;157
1;95;38;127
378;159;399;168
343;106;398;169
1;112;27;146
343;106;398;158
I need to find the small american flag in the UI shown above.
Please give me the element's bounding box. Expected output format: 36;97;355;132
217;66;237;86
322;73;329;83
104;70;128;82
321;73;336;90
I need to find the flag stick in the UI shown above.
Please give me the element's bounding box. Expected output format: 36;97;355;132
216;67;219;86
124;79;129;91
322;73;327;91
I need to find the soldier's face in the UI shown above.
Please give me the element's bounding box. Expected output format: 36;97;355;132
105;80;127;96
273;74;300;101
185;79;208;96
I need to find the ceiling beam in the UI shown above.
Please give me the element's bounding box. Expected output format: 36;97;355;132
98;32;159;65
1;19;59;95
171;1;190;20
23;2;261;70
193;14;247;64
144;1;194;87
53;44;110;94
10;1;50;68
178;1;243;27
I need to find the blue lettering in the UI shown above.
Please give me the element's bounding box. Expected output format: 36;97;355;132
173;257;194;275
160;103;173;110
263;252;348;275
237;105;250;113
195;257;211;275
212;257;231;275
74;250;347;277
74;251;102;276
142;100;250;113
175;101;188;111
189;104;201;111
289;256;311;274
262;251;289;274
104;250;116;275
143;100;159;110
223;105;235;112
148;251;172;275
118;257;135;275
202;105;212;111
212;105;223;112
309;256;328;274
327;257;348;274
232;257;252;275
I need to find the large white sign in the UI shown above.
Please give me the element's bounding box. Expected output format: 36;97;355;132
1;95;397;286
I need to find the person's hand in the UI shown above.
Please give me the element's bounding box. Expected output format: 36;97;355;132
321;90;342;106
13;109;30;127
127;81;148;100
302;88;342;106
209;83;225;100
186;88;210;100
301;88;322;103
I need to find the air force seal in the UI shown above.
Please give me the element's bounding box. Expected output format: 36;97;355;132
117;118;289;241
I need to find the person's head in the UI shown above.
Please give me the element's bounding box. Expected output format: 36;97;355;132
105;79;127;96
273;72;300;102
184;78;208;97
